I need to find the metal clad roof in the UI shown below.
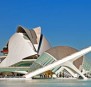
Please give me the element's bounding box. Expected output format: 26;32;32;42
46;46;83;69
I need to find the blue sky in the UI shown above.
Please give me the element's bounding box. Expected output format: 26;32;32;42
0;0;91;60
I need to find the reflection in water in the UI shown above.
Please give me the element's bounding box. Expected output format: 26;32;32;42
0;79;91;87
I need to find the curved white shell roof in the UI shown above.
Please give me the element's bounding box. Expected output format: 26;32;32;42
0;26;51;67
0;33;37;67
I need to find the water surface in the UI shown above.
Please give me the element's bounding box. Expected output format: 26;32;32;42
0;78;91;87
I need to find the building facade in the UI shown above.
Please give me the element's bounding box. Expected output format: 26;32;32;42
0;25;89;79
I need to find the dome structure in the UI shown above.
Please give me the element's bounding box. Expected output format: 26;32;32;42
46;46;83;69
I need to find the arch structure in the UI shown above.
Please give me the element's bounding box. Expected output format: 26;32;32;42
24;46;91;79
0;26;51;70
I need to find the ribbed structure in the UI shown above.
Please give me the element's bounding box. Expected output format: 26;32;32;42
30;52;56;72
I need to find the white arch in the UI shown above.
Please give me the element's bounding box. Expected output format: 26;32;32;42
55;66;77;78
55;61;86;79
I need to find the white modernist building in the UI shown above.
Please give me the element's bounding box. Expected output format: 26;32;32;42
25;46;91;80
0;26;51;72
0;25;91;79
